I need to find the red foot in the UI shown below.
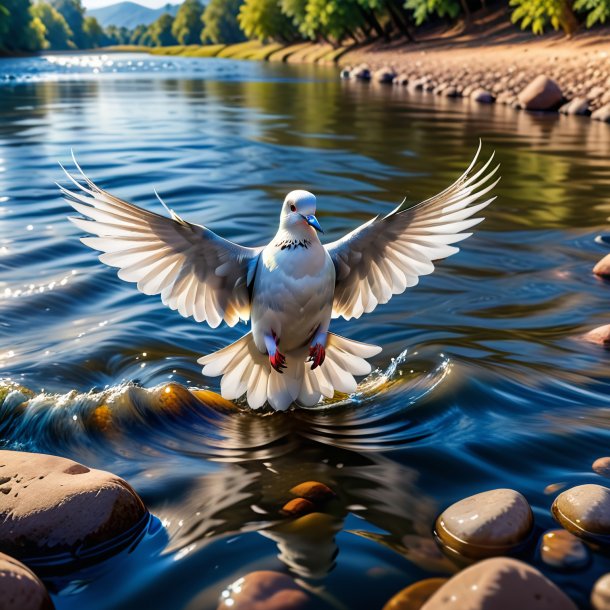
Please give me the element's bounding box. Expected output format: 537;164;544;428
308;344;326;370
269;350;287;374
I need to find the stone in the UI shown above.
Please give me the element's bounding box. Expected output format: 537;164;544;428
539;529;589;569
0;450;147;559
552;484;610;540
0;553;54;610
217;571;309;610
435;489;533;558
393;74;409;86
374;67;396;84
593;457;610;478
518;75;563;111
471;88;495;103
592;573;610;610
421;557;578;610
587;85;606;101
289;481;335;503
593;254;610;278
383;578;448;610
558;97;590;116
584;325;610;347
339;67;351;79
443;86;459;98
592;104;610;122
351;64;371;81
280;498;315;518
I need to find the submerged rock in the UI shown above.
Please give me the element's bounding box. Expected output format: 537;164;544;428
217;571;309;610
290;481;335;503
383;578;448;610
421;557;578;610
518;75;563;110
552;484;610;541
0;553;54;610
593;457;610;478
0;450;147;560
540;529;589;569
435;488;533;558
592;573;610;610
593;254;610;278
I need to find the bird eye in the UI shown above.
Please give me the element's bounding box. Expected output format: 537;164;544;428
290;204;296;212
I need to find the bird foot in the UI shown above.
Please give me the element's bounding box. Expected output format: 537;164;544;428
307;344;326;370
269;350;287;373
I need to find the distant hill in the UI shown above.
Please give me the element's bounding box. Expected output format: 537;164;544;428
88;1;181;29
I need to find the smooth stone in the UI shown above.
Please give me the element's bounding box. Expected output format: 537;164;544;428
435;489;533;558
592;573;610;610
393;74;409;86
552;484;610;540
471;88;495;103
584;325;610;347
588;85;606;101
593;253;610;278
540;529;589;569
374;66;396;84
339;67;351;79
443;86;459;98
383;578;448;610
421;557;578;610
351;64;371;81
592;104;610;122
594;457;610;478
280;498;315;518
0;553;54;610
0;450;146;559
290;481;335;503
558;97;590;115
217;571;309;610
518;75;563;110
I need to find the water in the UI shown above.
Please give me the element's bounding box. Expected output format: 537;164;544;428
1;52;610;609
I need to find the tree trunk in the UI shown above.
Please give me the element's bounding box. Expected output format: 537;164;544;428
459;0;472;25
561;0;579;35
386;1;414;41
355;4;388;41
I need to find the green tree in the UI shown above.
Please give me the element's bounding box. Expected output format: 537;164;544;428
171;0;203;44
147;12;177;46
403;0;461;25
0;0;46;51
83;15;103;47
300;0;365;42
238;0;298;41
130;23;148;44
31;1;74;49
201;0;246;43
509;0;578;33
573;0;610;26
50;0;86;47
104;23;130;44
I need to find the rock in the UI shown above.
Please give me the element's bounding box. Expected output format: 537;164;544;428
408;77;427;91
471;88;495;103
584;325;610;347
435;489;533;558
540;529;589;569
587;85;606;101
217;571;309;610
592;104;610;122
552;484;610;540
374;66;396;84
351;64;371;81
339;67;351;79
421;557;578;610
593;457;610;478
0;450;147;559
558;97;590;116
594;254;610;278
290;481;335;503
393;74;409;86
592;573;610;610
383;578;448;610
0;553;54;610
518;75;563;111
280;498;315;518
443;86;459;98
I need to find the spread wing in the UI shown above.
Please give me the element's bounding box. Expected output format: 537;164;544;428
326;143;499;320
60;158;262;328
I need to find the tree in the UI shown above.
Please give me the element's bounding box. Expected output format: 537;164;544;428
147;12;177;46
574;0;610;26
403;0;461;25
50;0;86;47
31;1;74;49
83;15;103;47
509;0;578;33
238;0;298;41
130;23;148;44
104;23;130;45
300;0;365;43
171;0;204;44
201;0;246;44
0;0;46;51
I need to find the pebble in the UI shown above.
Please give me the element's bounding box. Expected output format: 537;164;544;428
584;325;610;347
383;578;448;610
290;481;335;502
471;88;495;103
0;552;55;610
420;557;578;610
517;75;563;110
593;457;610;478
552;484;610;540
374;66;396;84
351;64;371;81
540;529;589;569
593;253;610;278
592;573;610;610
558;97;590;115
592;104;610;122
435;488;533;558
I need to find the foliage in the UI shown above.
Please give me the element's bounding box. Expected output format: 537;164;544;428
509;0;578;33
50;0;86;47
146;13;177;46
201;0;246;44
104;24;130;45
83;15;103;47
130;23;148;45
171;0;203;45
31;2;74;49
573;0;610;26
239;0;298;41
0;0;46;51
404;0;461;26
300;0;365;42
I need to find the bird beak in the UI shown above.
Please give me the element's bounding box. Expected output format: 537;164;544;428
303;214;323;233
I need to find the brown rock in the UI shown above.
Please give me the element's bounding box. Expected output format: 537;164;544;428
592;104;610;122
552;484;610;540
471;88;495;103
594;254;610;278
518;75;563;111
558;97;590;116
0;450;146;559
217;571;309;610
383;578;448;610
280;498;315;518
593;457;610;478
592;573;610;610
584;325;610;347
289;481;335;503
0;553;54;610
540;529;589;569
374;67;396;84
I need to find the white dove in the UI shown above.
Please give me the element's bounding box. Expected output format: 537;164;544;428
61;144;498;411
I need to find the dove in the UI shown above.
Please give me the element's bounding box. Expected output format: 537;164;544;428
60;143;499;411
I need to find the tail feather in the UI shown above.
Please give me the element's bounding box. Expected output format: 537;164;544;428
198;331;381;411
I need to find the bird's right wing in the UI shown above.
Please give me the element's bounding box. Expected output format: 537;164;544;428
61;160;262;328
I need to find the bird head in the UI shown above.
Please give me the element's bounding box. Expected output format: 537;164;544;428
280;190;323;234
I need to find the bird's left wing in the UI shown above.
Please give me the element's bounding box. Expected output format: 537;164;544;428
326;144;499;320
60;160;262;328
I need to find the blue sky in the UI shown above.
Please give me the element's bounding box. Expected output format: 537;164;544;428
83;0;182;10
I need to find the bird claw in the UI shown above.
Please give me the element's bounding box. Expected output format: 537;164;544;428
308;344;325;370
269;351;287;374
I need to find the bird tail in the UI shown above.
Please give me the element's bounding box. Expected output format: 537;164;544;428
197;332;381;411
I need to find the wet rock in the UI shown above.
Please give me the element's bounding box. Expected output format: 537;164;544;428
280;498;315;518
217;571;309;610
518;75;563;110
290;481;335;503
351;64;371;81
339;67;351;79
443;86;459;98
0;553;54;610
552;484;610;540
584;325;610;347
471;88;495;103
540;529;589;569
592;104;610;122
592;573;610;610
421;557;578;610
593;457;610;478
408;77;427;91
435;489;533;558
0;450;147;559
558;97;590;116
593;254;610;278
588;85;606;101
383;578;448;610
374;66;396;84
393;74;409;86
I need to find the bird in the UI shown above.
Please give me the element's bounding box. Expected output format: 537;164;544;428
60;143;499;411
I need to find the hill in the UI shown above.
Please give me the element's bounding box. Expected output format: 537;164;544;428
88;1;181;29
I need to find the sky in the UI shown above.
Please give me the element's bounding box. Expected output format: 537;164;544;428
82;0;182;10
